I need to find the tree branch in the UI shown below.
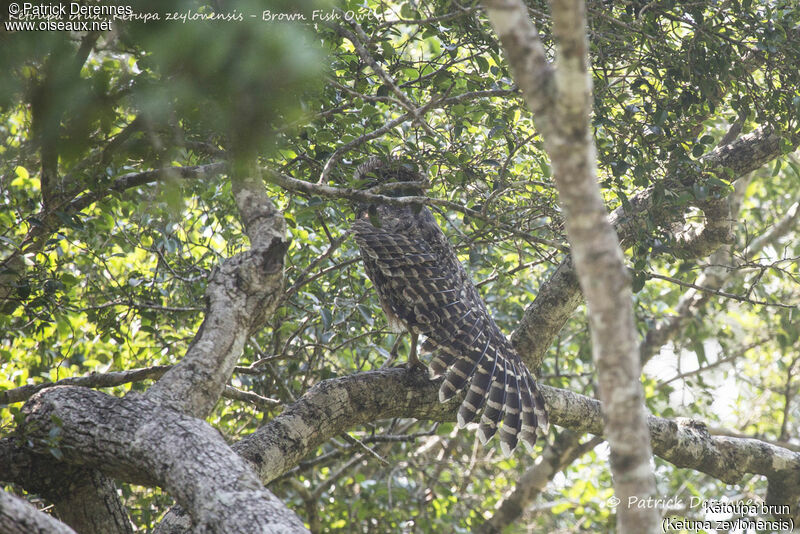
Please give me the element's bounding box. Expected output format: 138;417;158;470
476;430;604;533
641;181;800;361
336;19;438;138
483;0;659;529
223;369;800;516
0;163;227;312
146;166;288;418
69;163;227;214
0;364;280;410
0;366;171;405
668;197;735;259
264;169;567;251
6;165;298;531
18;386;307;533
512;123;798;376
156;363;800;530
0;489;77;534
0;439;134;534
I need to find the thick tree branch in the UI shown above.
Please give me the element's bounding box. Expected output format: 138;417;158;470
0;441;133;534
17;386;307;533
0;489;77;534
510;254;582;373
236;368;447;484
158;363;800;529
703;125;787;177
47;471;134;534
224;369;800;515
5;166;299;531
146;168;288;418
641;180;799;361
31;33;96;211
483;0;659;529
663;126;793;259
669;197;735;259
512;124;798;375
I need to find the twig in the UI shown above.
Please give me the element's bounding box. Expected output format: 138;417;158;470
647;272;797;309
338;16;440;138
341;433;389;466
266;169;568;251
0;365;171;404
222;386;279;410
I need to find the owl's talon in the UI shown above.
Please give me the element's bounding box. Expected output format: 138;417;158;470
406;333;425;371
405;358;428;372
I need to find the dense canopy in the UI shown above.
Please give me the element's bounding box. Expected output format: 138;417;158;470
1;0;799;532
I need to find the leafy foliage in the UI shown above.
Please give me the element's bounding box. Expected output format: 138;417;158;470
1;0;799;532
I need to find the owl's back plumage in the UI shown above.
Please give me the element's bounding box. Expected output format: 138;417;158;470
350;159;548;455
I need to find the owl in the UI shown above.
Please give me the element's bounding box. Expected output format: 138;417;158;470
350;158;548;454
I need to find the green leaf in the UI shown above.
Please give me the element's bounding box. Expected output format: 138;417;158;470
357;304;374;325
632;272;647;293
320;308;332;331
14;166;29;180
699;134;715;145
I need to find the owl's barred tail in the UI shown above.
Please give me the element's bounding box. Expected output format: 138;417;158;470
429;345;548;456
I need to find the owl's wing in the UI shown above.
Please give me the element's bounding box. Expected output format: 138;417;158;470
351;217;547;454
351;218;465;332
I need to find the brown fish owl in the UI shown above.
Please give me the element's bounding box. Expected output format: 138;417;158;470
350;158;548;455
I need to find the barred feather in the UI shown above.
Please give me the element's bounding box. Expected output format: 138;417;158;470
350;161;548;455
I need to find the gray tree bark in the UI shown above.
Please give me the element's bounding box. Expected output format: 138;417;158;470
195;367;800;513
0;440;134;533
18;387;306;533
0;489;77;534
481;0;660;530
4;17;799;533
146;170;288;418
8;168;306;533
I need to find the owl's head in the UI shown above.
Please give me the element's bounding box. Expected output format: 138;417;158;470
352;157;428;197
